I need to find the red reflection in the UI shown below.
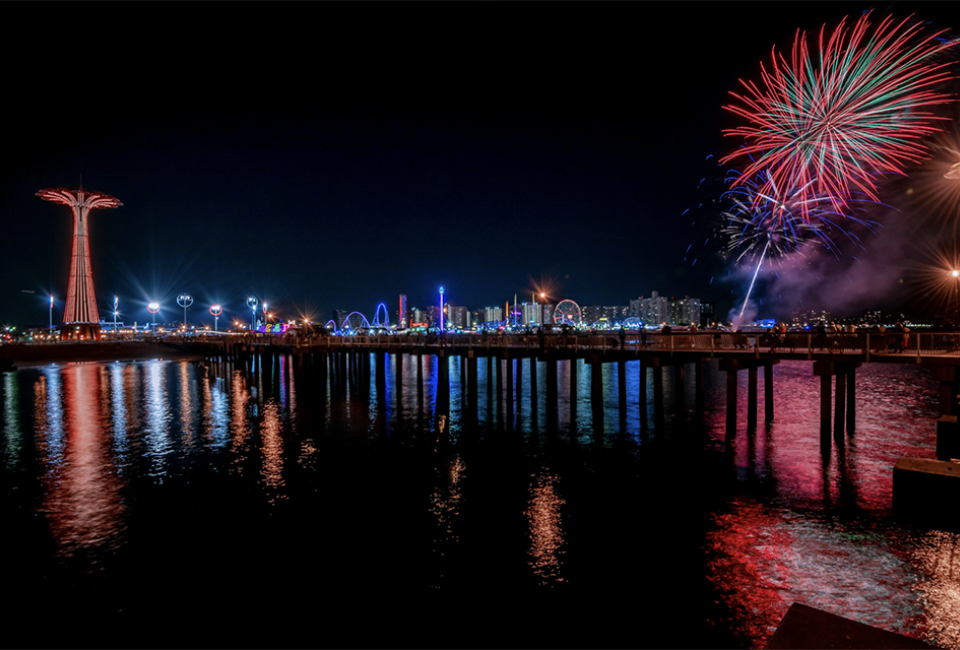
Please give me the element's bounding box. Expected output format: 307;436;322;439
42;363;125;556
704;362;941;647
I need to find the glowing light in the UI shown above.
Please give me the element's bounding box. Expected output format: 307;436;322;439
209;304;222;332
552;299;582;326
439;287;445;332
372;302;390;328
246;297;258;330
177;294;193;330
722;12;957;218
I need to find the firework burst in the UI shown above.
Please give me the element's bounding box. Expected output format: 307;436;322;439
721;11;957;219
720;169;879;264
720;169;881;318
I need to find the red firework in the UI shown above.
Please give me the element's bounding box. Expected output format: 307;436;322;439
721;11;957;219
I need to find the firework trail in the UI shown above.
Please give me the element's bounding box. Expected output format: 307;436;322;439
721;11;957;219
739;239;769;318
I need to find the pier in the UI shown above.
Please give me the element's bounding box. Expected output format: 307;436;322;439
146;329;960;442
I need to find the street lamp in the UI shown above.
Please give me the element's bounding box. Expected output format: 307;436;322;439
147;301;160;328
246;296;258;331
952;270;959;326
177;294;193;331
113;295;119;337
210;304;222;332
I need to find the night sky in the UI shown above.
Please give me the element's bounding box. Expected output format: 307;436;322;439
3;2;958;329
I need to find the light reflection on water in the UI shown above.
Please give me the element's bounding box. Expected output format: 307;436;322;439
42;363;126;557
526;471;566;586
701;360;955;647
1;354;959;646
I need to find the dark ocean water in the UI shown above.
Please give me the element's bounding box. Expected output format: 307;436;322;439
1;353;958;648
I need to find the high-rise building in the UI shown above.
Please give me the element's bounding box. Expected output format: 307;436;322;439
399;294;408;329
700;301;715;327
669;297;701;327
542;304;554;325
520;302;543;326
410;307;428;327
481;306;503;323
448;304;468;329
639;291;669;326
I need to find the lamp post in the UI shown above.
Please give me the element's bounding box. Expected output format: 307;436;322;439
177;294;193;332
49;294;54;331
210;304;222;332
113;295;119;337
246;296;258;331
952;270;959;326
147;301;160;328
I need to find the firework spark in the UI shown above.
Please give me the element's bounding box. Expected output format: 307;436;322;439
720;169;879;264
722;11;957;219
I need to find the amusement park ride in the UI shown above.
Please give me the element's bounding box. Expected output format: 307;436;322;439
37;187;122;341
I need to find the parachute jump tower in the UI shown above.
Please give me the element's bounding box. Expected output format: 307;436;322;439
37;187;122;341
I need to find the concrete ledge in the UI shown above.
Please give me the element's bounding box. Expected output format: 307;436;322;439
894;456;960;530
765;603;932;649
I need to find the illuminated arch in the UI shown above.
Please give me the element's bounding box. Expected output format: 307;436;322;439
339;312;370;334
623;317;643;329
372;302;390;328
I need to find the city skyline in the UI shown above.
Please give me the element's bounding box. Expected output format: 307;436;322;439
3;3;958;328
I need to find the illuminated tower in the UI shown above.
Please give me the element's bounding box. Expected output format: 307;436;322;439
37;187;122;341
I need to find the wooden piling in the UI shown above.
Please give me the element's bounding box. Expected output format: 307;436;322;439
834;370;846;443
640;359;649;431
762;362;774;422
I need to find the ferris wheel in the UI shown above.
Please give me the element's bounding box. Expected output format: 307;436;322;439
553;299;582;326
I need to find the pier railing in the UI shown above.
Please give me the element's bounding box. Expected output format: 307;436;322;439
178;331;960;360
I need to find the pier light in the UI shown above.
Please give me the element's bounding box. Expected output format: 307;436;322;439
246;296;258;330
952;271;960;325
177;294;193;330
147;301;160;326
210;304;222;332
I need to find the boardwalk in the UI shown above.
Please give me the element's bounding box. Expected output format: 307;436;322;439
194;330;960;365
5;330;958;447
176;330;960;446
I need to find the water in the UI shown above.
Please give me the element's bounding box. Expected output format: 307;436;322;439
1;353;958;647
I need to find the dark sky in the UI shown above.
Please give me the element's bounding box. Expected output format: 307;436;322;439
3;2;957;329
